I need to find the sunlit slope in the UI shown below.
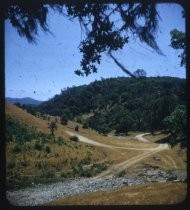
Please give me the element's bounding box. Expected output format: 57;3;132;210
6;103;48;132
46;182;187;205
5;102;68;139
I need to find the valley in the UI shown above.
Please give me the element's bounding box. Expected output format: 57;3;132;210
5;102;187;205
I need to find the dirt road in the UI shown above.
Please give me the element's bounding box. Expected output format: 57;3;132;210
65;130;169;178
135;133;151;143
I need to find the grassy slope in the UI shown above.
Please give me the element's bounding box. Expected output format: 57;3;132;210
46;182;187;205
5;103;106;188
6;103;187;204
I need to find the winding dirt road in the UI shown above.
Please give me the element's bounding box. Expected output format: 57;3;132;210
65;130;169;178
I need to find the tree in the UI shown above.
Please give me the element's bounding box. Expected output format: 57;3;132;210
170;29;185;67
74;125;79;132
163;105;186;147
60;114;68;125
133;69;147;78
48;121;57;137
5;2;162;77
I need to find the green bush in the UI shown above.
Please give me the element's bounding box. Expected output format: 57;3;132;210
116;170;126;177
45;145;51;153
7;161;16;169
34;142;43;151
69;136;79;142
57;136;65;145
12;144;22;153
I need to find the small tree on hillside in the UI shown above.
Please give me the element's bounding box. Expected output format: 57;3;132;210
61;114;68;125
75;125;79;132
48;121;57;137
133;69;147;78
163;105;186;147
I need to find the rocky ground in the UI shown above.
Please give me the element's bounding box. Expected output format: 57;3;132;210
6;167;186;206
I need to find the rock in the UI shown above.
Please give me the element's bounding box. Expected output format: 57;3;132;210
152;156;161;161
166;173;177;181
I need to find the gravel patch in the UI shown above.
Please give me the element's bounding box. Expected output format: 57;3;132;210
6;170;186;206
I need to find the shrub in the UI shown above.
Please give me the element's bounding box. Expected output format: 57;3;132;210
12;144;22;153
69;136;79;142
82;122;89;129
91;163;107;174
42;171;55;179
117;170;126;177
7;161;16;169
57;136;65;145
34;142;43;151
60;172;67;178
74;125;79;131
45;145;51;153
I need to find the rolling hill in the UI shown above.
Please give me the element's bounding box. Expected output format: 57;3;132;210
36;76;185;135
6;97;43;106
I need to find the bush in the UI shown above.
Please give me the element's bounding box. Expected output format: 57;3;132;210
45;145;51;153
7;161;16;169
74;125;79;131
82;122;89;129
57;136;65;145
117;170;126;177
69;136;79;142
12;144;22;153
34;142;43;151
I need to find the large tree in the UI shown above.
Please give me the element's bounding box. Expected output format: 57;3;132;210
170;29;185;67
5;1;163;77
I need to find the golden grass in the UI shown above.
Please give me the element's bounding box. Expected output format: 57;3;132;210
5;103;106;186
5;103;187;188
144;131;170;143
134;145;187;171
45;182;187;205
66;122;157;149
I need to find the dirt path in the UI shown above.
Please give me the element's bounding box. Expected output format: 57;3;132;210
135;133;151;143
65;130;169;178
65;131;168;151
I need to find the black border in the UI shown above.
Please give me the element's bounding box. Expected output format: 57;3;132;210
1;0;189;209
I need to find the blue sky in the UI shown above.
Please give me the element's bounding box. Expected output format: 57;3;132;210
5;3;185;101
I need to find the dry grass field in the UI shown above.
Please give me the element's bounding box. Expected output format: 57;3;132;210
6;103;187;204
46;182;187;205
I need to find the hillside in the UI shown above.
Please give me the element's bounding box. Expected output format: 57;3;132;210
36;76;185;135
5;103;187;205
6;97;43;106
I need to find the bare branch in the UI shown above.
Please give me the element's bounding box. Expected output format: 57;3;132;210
107;51;136;78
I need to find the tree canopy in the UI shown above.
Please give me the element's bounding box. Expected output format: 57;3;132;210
33;76;185;136
170;29;186;67
5;1;163;77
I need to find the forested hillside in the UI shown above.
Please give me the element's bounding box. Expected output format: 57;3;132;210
34;77;185;138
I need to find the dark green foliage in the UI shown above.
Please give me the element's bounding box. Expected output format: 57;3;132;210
74;125;79;132
6;3;161;77
57;136;65;145
6;115;37;143
6;115;65;144
37;77;185;136
170;29;185;67
48;121;57;136
163;105;186;147
133;69;147;78
34;142;43;151
116;170;126;177
45;145;51;153
60;114;68;125
70;136;79;142
68;163;107;178
12;144;22;153
82;122;89;129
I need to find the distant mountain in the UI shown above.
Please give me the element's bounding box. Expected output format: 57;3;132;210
6;97;43;106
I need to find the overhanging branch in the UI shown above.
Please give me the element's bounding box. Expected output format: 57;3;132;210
108;51;136;78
